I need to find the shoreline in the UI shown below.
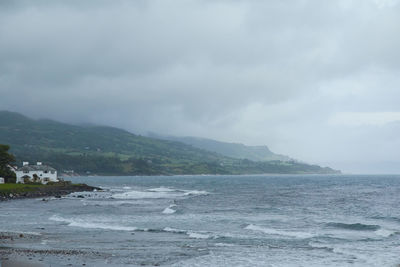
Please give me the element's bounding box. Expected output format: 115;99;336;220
0;232;106;266
0;183;100;201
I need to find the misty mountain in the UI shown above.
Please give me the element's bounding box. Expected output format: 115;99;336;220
148;133;291;162
0;111;339;175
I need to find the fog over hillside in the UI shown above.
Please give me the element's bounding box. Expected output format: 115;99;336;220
1;0;400;173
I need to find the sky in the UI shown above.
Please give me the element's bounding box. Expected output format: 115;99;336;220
1;0;400;173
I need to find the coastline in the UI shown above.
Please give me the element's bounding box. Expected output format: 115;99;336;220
0;232;107;266
0;183;100;201
0;184;105;266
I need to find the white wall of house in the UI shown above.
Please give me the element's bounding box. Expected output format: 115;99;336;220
0;177;4;184
16;169;58;184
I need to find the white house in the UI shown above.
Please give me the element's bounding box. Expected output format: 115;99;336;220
15;162;58;184
0;177;4;184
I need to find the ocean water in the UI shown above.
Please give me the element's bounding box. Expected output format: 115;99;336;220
1;174;400;266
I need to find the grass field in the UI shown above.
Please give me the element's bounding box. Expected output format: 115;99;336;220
0;183;44;194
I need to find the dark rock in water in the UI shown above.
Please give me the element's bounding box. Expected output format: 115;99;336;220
55;195;61;199
77;195;84;198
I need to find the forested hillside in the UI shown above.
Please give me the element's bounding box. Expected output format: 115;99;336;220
149;134;291;162
0;111;339;175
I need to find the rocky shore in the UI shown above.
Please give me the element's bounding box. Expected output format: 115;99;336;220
0;183;101;201
0;232;109;266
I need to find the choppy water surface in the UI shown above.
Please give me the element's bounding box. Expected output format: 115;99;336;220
1;175;400;266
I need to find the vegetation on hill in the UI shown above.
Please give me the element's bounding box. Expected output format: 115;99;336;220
148;134;291;162
0;111;339;175
0;144;16;182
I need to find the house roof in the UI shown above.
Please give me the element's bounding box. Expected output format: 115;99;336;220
17;165;56;172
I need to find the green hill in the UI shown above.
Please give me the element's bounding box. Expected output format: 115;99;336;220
0;111;339;175
148;134;291;162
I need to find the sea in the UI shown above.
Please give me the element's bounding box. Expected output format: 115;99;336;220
1;174;400;266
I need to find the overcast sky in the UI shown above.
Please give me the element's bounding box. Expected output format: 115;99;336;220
1;0;400;173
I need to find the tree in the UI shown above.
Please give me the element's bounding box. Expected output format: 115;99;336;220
0;144;16;183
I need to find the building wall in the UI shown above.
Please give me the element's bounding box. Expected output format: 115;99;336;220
16;170;58;184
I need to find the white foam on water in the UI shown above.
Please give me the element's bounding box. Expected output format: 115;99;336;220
112;187;210;199
163;227;187;234
162;227;212;239
245;224;314;239
188;232;210;239
162;205;177;214
68;221;137;231
112;190;182;199
375;228;396;237
122;186;131;190
67;191;112;199
48;215;66;222
147;187;178;192
49;215;137;231
183;190;209;196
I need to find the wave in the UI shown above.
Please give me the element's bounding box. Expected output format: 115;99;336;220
326;222;380;231
67;191;112;199
49;215;137;231
188;232;210;239
147;187;179;192
82;200;143;207
163;227;187;234
68;221;137;231
375;228;397;237
162;204;177;214
183;190;209;196
163;227;212;239
322;221;399;240
112;188;209;200
49;215;214;239
112;190;182;199
244;224;314;239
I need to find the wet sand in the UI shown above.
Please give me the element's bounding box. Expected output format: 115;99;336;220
0;232;108;267
1;259;44;267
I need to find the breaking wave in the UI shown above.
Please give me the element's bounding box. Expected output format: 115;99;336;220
112;190;182;199
112;187;209;199
244;224;314;239
162;204;177;214
50;215;215;239
147;187;178;192
183;190;209;196
49;215;137;231
163;227;212;239
326;222;380;231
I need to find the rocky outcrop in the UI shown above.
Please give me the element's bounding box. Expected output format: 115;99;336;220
0;184;100;201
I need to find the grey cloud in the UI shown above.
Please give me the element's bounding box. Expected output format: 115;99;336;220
1;0;400;173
